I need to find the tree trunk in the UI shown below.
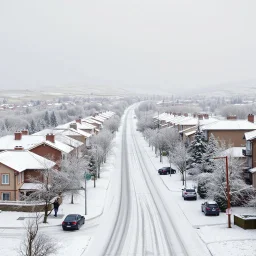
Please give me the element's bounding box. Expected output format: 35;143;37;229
43;203;48;223
71;193;74;204
94;175;96;188
97;164;100;178
160;150;162;162
182;172;185;186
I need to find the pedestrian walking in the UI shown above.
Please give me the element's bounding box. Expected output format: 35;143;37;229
53;198;60;217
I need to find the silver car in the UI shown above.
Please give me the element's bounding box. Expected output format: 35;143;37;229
182;188;197;200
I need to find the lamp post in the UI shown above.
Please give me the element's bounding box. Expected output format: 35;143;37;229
213;156;231;228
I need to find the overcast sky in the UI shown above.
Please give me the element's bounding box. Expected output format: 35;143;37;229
0;0;255;94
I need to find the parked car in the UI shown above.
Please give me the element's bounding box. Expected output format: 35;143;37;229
201;201;220;216
158;167;176;175
62;214;85;230
182;188;197;200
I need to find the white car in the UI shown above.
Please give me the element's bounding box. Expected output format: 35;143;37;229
182;188;197;200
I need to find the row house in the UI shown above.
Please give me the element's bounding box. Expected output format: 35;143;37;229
56;119;97;135
0;132;75;167
33;129;84;157
179;116;218;144
0;150;55;201
242;129;256;188
201;115;256;147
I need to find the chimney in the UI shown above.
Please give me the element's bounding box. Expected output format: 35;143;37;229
248;114;254;123
46;133;55;143
14;131;22;140
14;146;24;150
203;114;209;119
21;129;29;135
76;118;81;124
69;123;77;130
227;115;237;120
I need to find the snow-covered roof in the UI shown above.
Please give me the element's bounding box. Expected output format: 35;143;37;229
19;183;43;190
249;167;256;174
91;116;104;123
220;147;245;158
82;117;102;125
201;120;256;131
33;130;83;148
0;151;55;172
61;128;92;138
185;130;196;137
244;130;256;141
0;134;74;153
56;121;96;131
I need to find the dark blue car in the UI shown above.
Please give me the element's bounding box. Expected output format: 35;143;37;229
62;214;85;230
201;201;220;216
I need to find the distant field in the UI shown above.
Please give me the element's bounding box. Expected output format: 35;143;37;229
0;85;139;103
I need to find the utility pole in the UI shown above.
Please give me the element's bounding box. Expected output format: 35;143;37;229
213;156;231;228
84;172;87;215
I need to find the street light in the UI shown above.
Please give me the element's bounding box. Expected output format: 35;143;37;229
213;156;231;228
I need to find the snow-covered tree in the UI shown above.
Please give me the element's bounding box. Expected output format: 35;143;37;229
171;141;188;186
90;145;104;178
61;155;88;204
91;130;114;163
29;120;36;134
103;115;120;133
206;156;254;211
187;127;207;175
19;214;57;256
88;155;97;187
50;111;58;127
24;168;71;223
36;119;46;131
44;111;50;127
201;134;219;173
161;128;180;170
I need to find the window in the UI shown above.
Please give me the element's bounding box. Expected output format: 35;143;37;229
2;174;9;185
2;193;10;200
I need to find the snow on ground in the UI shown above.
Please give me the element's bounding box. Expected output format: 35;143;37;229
137;128;256;256
0;133;120;256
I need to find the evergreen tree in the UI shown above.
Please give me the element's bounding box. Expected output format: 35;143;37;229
30;119;36;134
201;134;219;173
50;111;58;127
187;127;207;174
37;119;46;131
88;155;97;174
44;111;50;127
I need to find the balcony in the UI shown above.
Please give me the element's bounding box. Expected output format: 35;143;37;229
242;149;252;156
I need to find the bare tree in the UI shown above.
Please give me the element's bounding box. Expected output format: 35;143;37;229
103;115;120;133
61;155;88;204
206;155;254;210
24;168;71;223
91;130;114;163
90;145;105;178
170;141;188;186
19;214;57;256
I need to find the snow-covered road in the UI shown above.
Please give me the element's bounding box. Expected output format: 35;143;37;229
91;106;211;256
